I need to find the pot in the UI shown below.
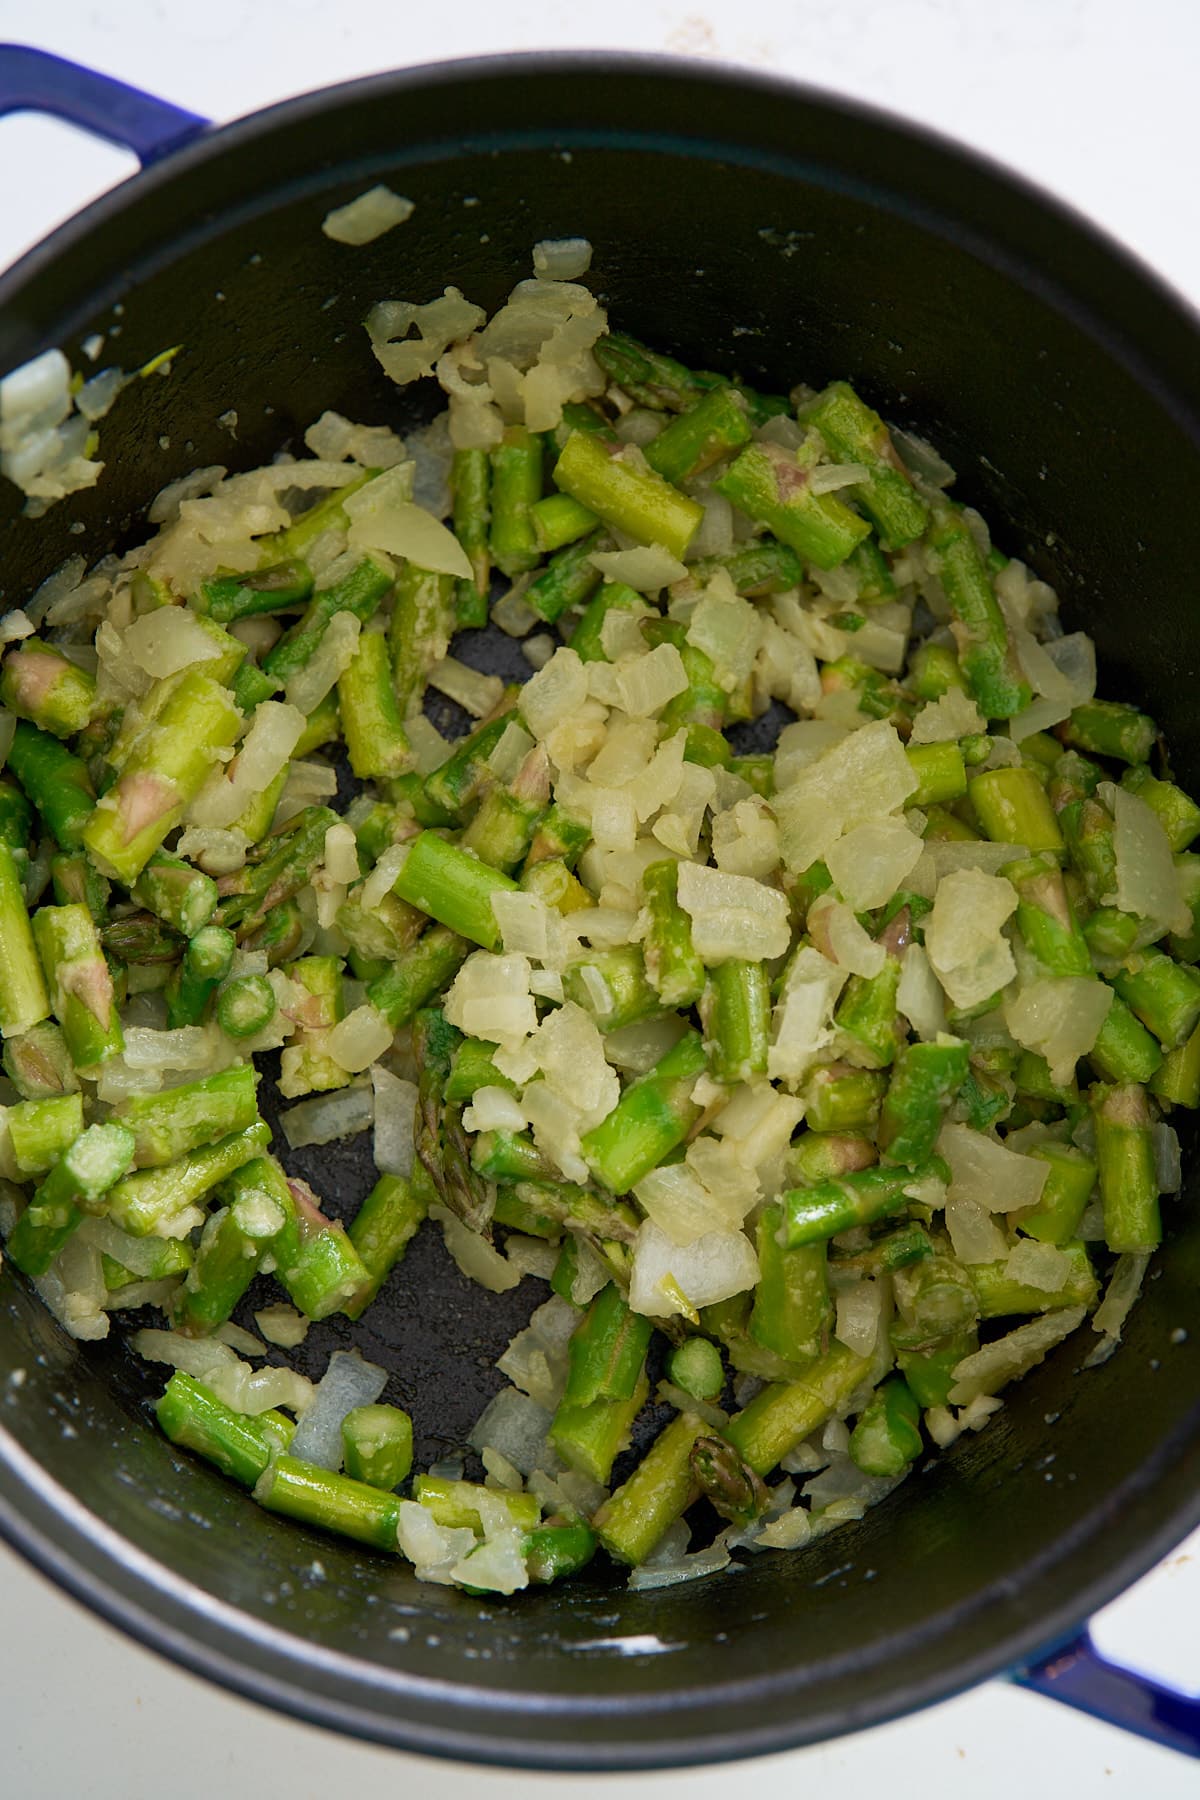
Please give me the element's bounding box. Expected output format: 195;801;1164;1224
0;42;1197;1771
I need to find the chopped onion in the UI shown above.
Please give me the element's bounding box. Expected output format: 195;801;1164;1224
433;1205;520;1294
768;945;847;1085
520;646;590;739
279;1082;374;1148
396;1500;475;1583
1004;976;1112;1086
590;545;688;593
283;609;360;713
532;238;593;280
614;642;689;717
1085;1252;1151;1367
896;943;948;1041
371;1065;418;1174
322;185;414;246
948;1308;1085;1406
1005;1238;1076;1292
131;1329;313;1416
327;1005;395;1074
939;1120;1048;1214
676;862;790;965
1110;785;1190;933
496;1296;579;1408
289;1349;387;1468
629;1219;759;1319
468;1386;557;1477
925;868;1018;1009
254;1304;309;1349
774;720;917;872
426;655;505;718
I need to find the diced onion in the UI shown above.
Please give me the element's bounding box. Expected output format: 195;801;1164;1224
322;186;414;246
948;1308;1085;1406
279;1081;374;1147
371;1065;418;1174
289;1349;387;1468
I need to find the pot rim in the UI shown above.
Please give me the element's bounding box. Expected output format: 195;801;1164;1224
2;47;1199;1770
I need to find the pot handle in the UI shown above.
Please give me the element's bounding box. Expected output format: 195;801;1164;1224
0;44;208;164
1013;1632;1200;1758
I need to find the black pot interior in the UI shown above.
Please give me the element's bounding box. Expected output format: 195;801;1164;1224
1;57;1199;1770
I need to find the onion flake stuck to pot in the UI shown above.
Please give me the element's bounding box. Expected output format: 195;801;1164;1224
0;236;1188;1600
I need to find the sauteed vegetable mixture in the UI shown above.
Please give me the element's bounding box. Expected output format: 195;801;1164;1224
0;238;1193;1593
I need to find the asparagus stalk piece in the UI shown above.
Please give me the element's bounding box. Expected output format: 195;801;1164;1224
1111;948;1200;1050
106;1120;272;1237
567;581;645;664
156;1372;292;1485
848;1377;922;1476
970;767;1064;855
488;426;544;577
423;705;518;821
0;841;50;1038
560;1282;653;1408
1088;992;1163;1084
641;859;705;1009
132;850;219;937
164;923;236;1029
389;562;456;718
968;1240;1098;1317
451;448;492;625
0;639;95;738
392;829;519;950
553;430;704;562
592;1409;705;1565
32;902;123;1071
667;1335;725;1401
928;500;1031;719
1003;854;1091;976
802;382;930;546
531;490;598;553
261;554;393;689
82;670;242;883
562;944;662;1032
2;1020;78;1098
344;1173;428;1318
50;851;110;922
780;1158;948;1248
716;441;870;570
878;1037;970;1167
702;959;770;1084
254;1455;402;1551
750;1203;832;1361
1092;1081;1160;1252
341;1404;414;1488
642;385;752;485
214;805;338;935
6;1121;136;1276
525;528;604;623
801;1063;887;1134
724;1340;871;1475
337;627;411;780
6;1092;83;1175
1121;764;1200;851
1061;699;1156;766
1014;1144;1101;1245
581;1029;707;1193
6;721;95;851
366;924;469;1029
524;1520;598;1584
905;740;967;807
117;1066;261;1168
549;1371;649;1487
194;559;313;623
460;745;551;871
215;973;277;1039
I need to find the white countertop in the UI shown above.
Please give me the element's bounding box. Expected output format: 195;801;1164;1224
1;1;1198;1793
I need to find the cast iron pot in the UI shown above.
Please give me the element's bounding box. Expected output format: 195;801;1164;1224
0;44;1198;1772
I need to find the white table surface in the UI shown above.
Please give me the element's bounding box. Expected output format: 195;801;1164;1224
0;1;1198;1793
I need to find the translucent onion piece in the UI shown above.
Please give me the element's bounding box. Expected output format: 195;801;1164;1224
289;1349;387;1468
322;186;414;246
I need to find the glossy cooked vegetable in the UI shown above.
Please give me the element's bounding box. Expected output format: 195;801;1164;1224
0;239;1189;1597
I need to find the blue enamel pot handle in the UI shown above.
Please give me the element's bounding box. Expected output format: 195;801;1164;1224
0;38;1196;1766
0;42;208;162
